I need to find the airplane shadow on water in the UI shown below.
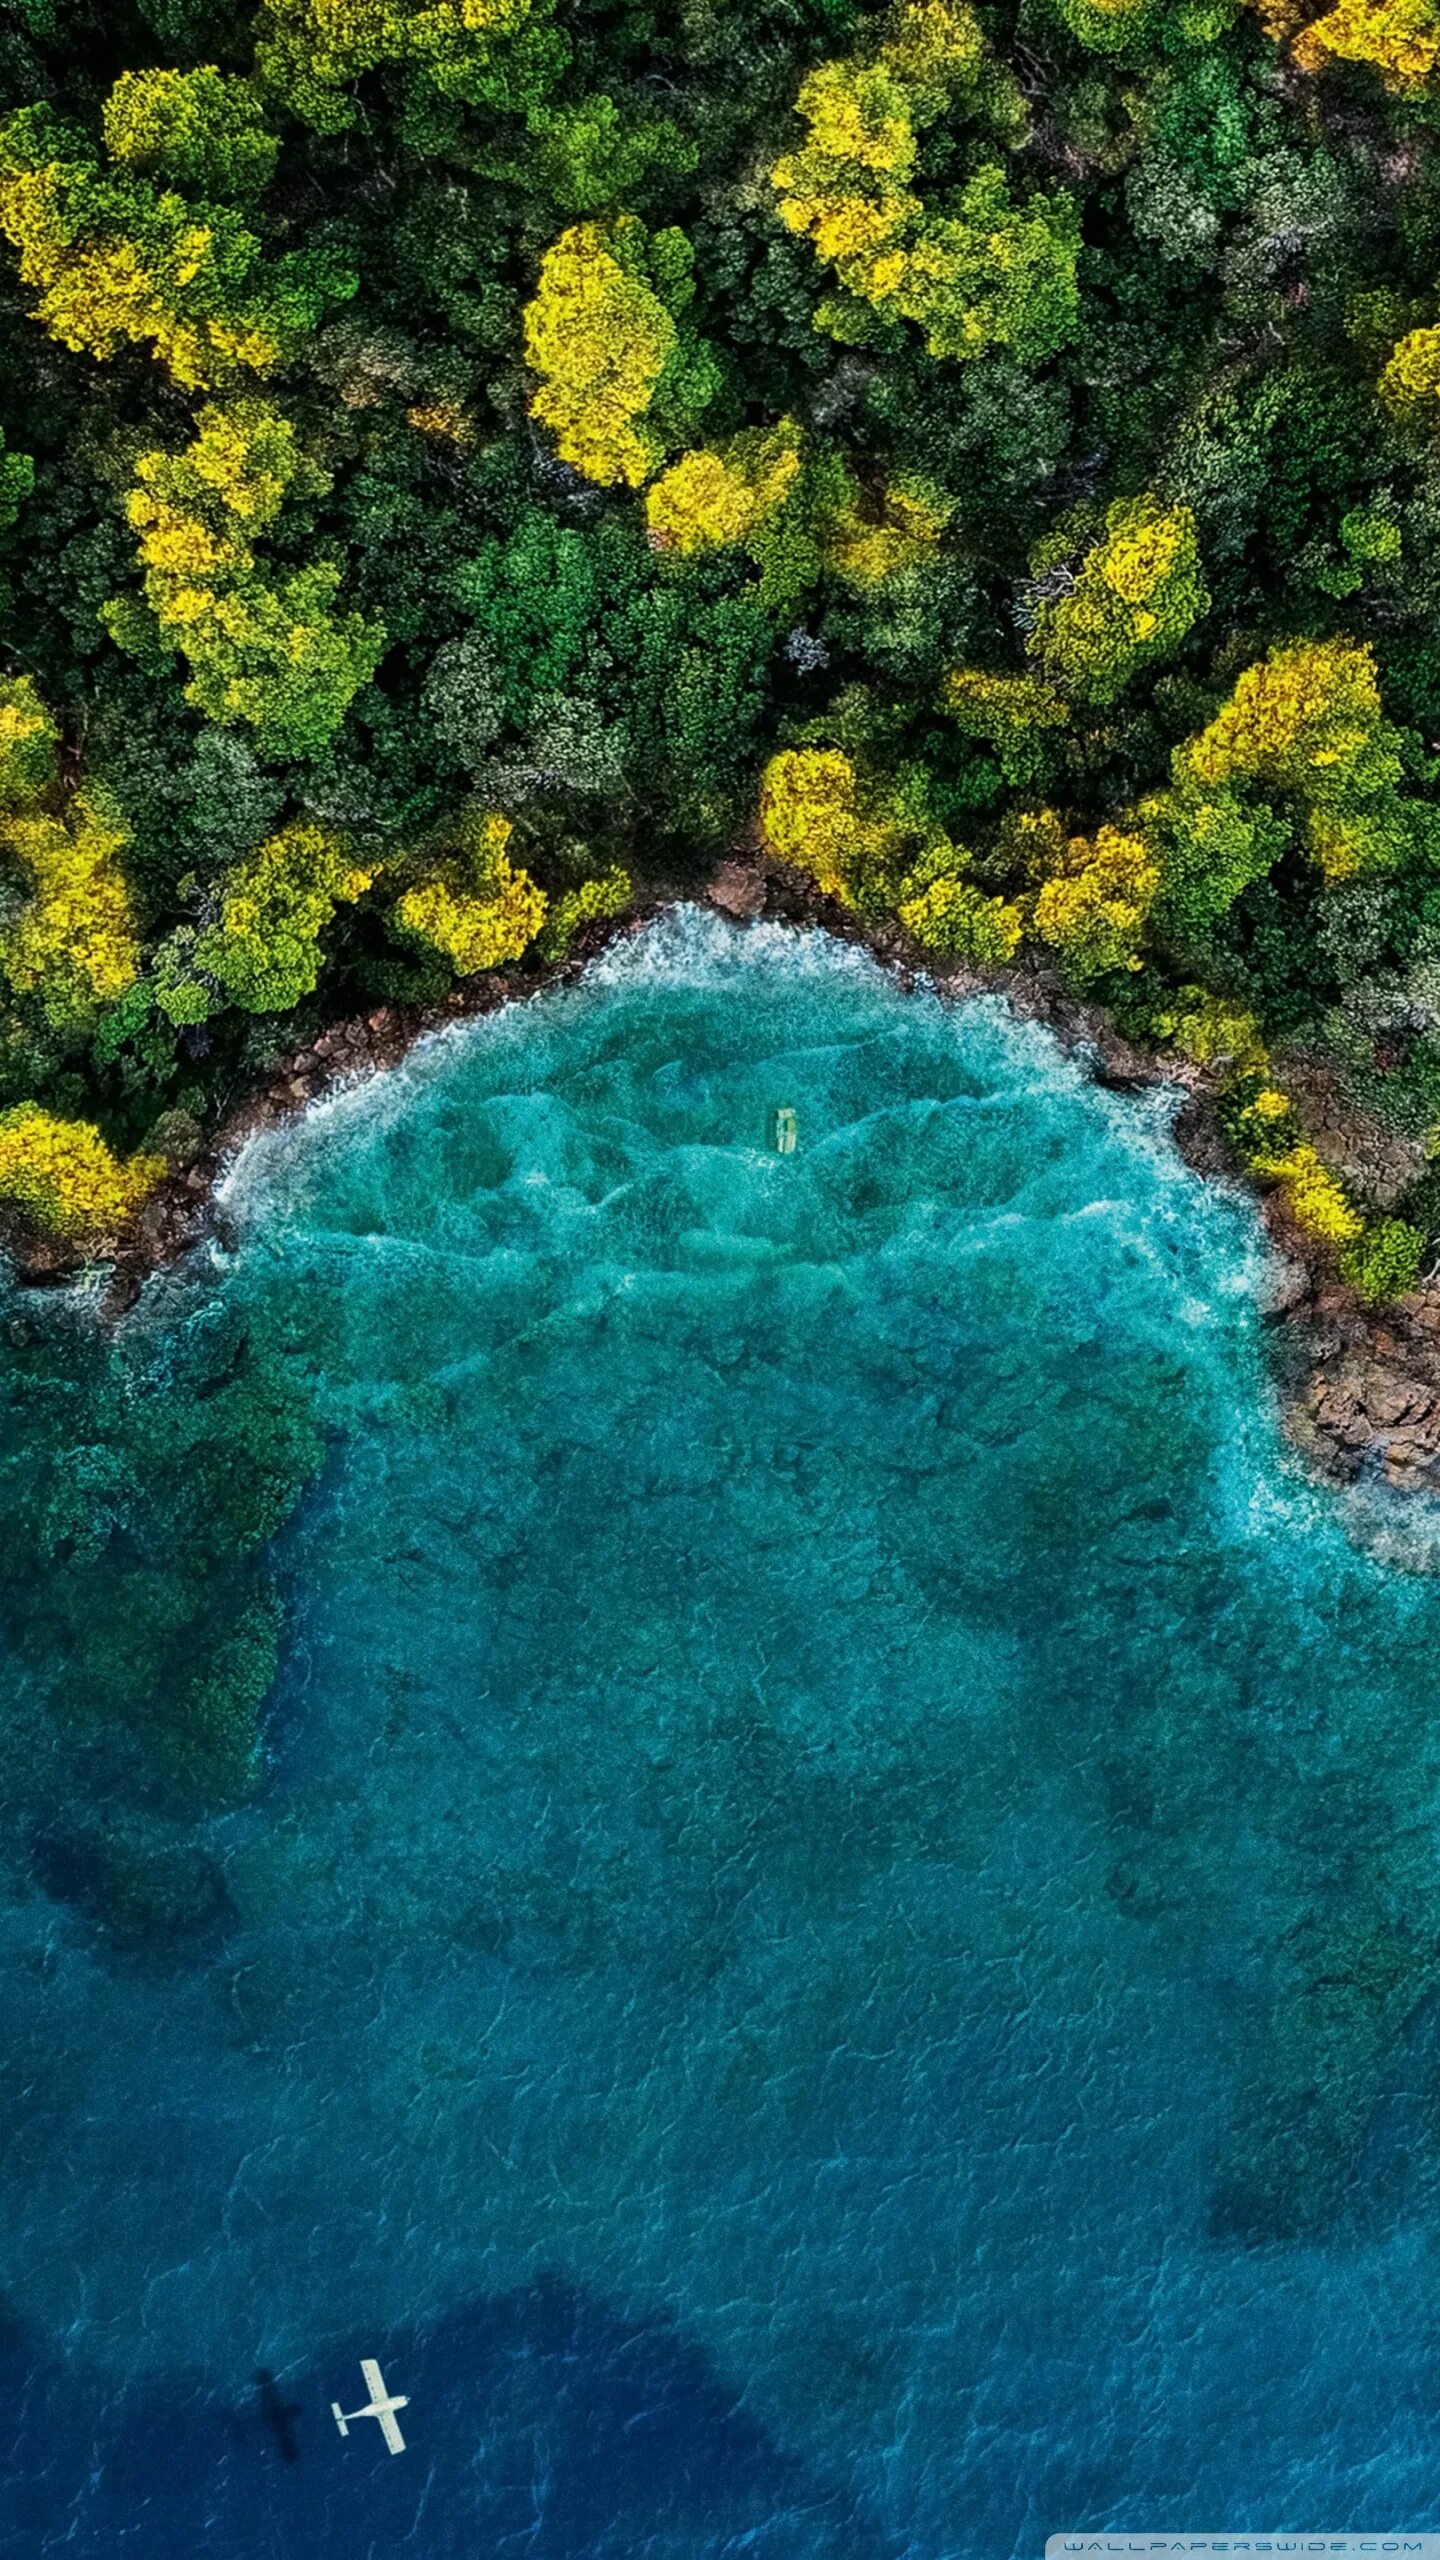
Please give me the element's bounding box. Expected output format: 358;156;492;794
0;2276;896;2560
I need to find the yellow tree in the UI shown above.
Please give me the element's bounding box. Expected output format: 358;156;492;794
1293;0;1440;88
1175;636;1404;812
758;743;1020;952
758;746;912;910
646;423;805;557
0;672;57;811
254;0;560;133
101;68;280;199
771;4;1076;369
110;401;386;758
1027;496;1209;702
0;1104;161;1240
524;216;719;488
0;676;141;1030
392;811;548;973
1;789;142;1030
1051;0;1239;48
0;99;350;391
823;468;954;588
1028;824;1160;979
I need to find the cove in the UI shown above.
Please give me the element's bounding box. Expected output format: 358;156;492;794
5;908;1440;2557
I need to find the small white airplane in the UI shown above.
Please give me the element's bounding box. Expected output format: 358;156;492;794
331;2358;410;2456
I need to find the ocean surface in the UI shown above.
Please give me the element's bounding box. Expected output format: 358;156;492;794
4;907;1440;2557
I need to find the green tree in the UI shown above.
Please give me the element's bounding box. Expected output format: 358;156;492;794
193;822;374;1012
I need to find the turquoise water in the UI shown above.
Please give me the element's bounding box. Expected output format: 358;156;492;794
6;908;1440;2554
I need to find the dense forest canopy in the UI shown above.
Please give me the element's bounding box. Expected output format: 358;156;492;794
4;0;1440;1288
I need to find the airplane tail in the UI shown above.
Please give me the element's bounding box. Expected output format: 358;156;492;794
331;2403;348;2437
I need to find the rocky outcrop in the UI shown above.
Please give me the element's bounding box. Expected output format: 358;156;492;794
1286;1295;1440;1494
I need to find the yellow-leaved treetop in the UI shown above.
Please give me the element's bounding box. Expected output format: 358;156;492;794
645;426;956;608
646;422;804;557
1;788;142;1029
897;872;1024;961
0;677;174;1242
1052;0;1162;47
1293;0;1440;88
0;675;141;1029
393;811;548;974
1245;1139;1366;1243
0;96;350;391
1379;315;1440;421
0;1102;161;1240
883;0;994;94
1083;634;1415;961
1175;636;1404;811
100;67;280;198
524;216;718;489
758;746;910;909
1027;496;1209;702
758;743;1022;953
1220;1077;1405;1280
1028;822;1161;979
823;470;953;588
775;57;918;276
772;2;1077;368
0;670;58;810
109;400;386;758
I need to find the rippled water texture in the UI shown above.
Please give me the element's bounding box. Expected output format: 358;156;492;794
6;909;1440;2557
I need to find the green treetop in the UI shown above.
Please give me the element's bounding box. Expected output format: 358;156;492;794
193;822;374;1012
253;0;566;134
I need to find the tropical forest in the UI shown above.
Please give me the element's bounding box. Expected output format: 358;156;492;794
3;0;1440;1288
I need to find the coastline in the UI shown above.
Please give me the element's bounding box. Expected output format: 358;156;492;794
7;853;1440;1501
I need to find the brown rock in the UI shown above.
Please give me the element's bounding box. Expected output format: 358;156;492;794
709;861;765;919
1367;1382;1424;1427
1260;1256;1310;1316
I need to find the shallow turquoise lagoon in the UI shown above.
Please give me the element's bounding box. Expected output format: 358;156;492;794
5;909;1440;2556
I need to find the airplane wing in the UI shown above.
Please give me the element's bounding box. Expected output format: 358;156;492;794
377;2406;406;2456
360;2359;386;2400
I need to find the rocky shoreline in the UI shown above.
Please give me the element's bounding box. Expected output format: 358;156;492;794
7;852;1440;1502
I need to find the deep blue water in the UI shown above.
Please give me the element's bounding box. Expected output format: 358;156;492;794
5;909;1440;2556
